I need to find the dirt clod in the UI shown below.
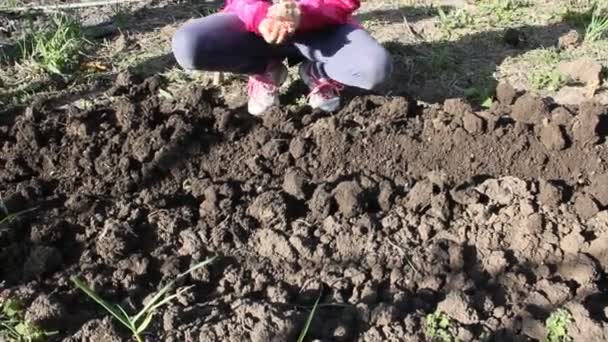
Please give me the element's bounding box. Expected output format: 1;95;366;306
444;98;473;116
437;291;479;325
333;181;365;218
589;173;608;207
538;179;564;208
511;93;550;124
496;82;518;105
283;168;311;200
23;246;62;280
558;58;603;86
573;192;600;220
558;30;582;50
572;101;605;146
463;112;485;135
248;191;288;227
25;295;66;329
539;122;567;150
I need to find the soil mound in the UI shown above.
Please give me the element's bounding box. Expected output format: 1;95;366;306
1;75;607;341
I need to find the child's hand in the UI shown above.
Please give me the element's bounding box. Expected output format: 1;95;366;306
268;0;301;28
259;18;295;45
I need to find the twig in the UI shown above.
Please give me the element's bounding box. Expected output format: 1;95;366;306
387;239;420;276
0;0;143;13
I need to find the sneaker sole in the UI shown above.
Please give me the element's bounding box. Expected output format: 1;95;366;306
313;97;340;112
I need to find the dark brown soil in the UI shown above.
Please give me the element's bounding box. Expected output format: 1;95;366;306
1;73;608;341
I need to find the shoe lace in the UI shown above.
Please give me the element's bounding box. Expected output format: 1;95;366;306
304;64;343;100
309;78;343;100
248;74;277;97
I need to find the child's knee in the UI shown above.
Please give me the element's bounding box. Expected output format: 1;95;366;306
361;48;393;90
172;26;201;70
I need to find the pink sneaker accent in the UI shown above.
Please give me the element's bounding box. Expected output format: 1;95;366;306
299;62;343;112
247;62;288;116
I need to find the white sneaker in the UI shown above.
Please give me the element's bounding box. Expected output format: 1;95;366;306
299;62;343;112
247;62;288;116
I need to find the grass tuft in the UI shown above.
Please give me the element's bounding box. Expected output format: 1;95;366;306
71;256;217;342
18;14;88;75
563;2;608;43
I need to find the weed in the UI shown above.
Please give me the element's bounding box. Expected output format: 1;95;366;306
0;298;58;341
546;308;574;342
111;5;130;32
586;6;608;42
563;2;608;42
531;69;567;91
72;256;217;342
437;7;474;39
465;73;498;108
0;0;23;8
425;311;456;342
18;15;88;75
296;293;320;342
429;46;454;71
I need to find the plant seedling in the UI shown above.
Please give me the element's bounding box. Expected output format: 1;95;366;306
71;256;217;342
296;292;321;342
425;311;455;342
0;298;58;342
546;308;574;342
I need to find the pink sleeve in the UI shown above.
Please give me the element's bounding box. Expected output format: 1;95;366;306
297;0;360;31
223;0;270;34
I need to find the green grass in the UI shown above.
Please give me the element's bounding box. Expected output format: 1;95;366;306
586;6;608;42
531;69;567;91
296;293;320;342
437;7;474;39
0;298;58;342
0;205;39;231
425;311;455;342
72;256;217;342
546;308;574;342
527;49;568;91
563;2;608;42
18;15;88;75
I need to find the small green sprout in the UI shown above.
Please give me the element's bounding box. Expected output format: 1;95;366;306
0;298;58;342
425;311;456;342
546;308;574;342
71;256;217;342
297;293;321;342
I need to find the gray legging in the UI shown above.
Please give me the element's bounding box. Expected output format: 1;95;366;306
171;13;393;90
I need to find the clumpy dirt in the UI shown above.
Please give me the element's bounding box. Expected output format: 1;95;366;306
1;72;608;342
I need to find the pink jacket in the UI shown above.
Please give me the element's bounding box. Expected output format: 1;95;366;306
223;0;360;34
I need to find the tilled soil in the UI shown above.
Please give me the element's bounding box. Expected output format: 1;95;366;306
1;74;608;341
